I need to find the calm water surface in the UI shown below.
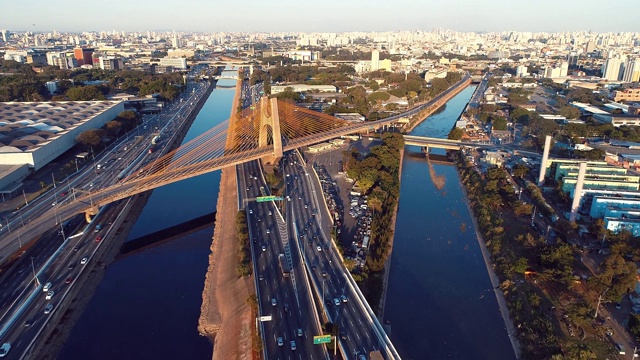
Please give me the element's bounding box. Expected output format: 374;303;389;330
59;78;236;360
385;86;515;360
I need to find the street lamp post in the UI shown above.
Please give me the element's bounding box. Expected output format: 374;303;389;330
23;189;29;206
531;206;537;226
322;278;326;306
5;217;10;233
31;257;39;287
594;288;610;319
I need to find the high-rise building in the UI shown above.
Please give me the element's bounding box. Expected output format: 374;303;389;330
371;49;380;71
172;34;181;49
74;47;94;66
585;39;596;53
516;65;529;77
623;58;640;83
567;52;579;67
1;29;9;42
602;57;622;81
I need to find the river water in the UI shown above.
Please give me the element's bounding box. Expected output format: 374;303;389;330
58;76;237;360
59;80;513;360
384;86;515;360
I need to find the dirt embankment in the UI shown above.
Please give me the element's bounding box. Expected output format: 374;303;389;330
198;78;255;360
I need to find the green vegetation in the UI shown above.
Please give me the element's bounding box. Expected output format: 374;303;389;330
0;60;185;102
236;210;252;277
341;133;404;310
75;110;140;150
456;155;639;359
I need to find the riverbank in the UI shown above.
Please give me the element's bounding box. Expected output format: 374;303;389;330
404;77;472;133
199;78;254;360
455;159;522;359
378;147;404;321
27;81;215;360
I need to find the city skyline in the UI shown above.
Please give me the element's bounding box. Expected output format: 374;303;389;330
3;0;640;34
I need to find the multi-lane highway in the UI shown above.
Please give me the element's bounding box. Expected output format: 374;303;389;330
238;159;326;360
0;68;216;358
282;151;386;360
0;78;212;261
237;77;326;360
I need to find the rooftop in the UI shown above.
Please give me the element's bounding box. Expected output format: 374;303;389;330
0;101;121;153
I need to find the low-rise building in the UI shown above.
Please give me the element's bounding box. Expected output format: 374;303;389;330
613;88;640;102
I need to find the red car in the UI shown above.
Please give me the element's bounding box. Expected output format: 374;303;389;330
95;236;102;242
65;277;73;284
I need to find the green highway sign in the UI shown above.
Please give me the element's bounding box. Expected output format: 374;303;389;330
313;335;332;345
256;196;283;202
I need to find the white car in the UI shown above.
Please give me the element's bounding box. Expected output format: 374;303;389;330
316;246;322;252
0;343;10;357
43;282;52;292
81;257;88;265
46;290;54;300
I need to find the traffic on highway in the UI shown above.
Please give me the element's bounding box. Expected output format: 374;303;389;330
0;66;216;359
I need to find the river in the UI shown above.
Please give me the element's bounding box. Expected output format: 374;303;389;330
58;75;237;360
384;86;515;359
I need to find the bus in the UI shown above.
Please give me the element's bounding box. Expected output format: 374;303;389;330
278;254;290;278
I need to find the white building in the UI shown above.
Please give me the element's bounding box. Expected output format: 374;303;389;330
602;57;622;81
623;58;640;83
159;57;188;70
516;65;529;77
0;101;124;173
371;49;380;71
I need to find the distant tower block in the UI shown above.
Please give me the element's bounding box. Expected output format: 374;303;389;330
538;135;552;186
569;162;587;222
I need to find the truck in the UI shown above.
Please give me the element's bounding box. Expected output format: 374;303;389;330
278;254;290;278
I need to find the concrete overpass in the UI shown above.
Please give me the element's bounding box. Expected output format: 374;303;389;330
403;135;498;151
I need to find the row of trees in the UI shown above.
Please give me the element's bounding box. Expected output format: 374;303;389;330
341;133;404;309
75;110;140;150
455;152;640;358
456;159;563;358
236;210;252;277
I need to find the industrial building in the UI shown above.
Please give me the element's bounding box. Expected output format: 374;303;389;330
0;101;124;191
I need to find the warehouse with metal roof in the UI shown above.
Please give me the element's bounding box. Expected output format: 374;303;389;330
0;101;124;173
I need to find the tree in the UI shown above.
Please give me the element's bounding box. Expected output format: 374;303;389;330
65;85;106;101
75;129;104;149
512;164;529;178
510;106;531;124
367;91;390;104
491;116;508;130
105;120;123;137
559;106;581;119
448;127;464;140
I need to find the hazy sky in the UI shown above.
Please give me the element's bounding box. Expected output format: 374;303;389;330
5;0;640;33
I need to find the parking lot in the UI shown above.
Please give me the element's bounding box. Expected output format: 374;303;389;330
305;138;378;268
